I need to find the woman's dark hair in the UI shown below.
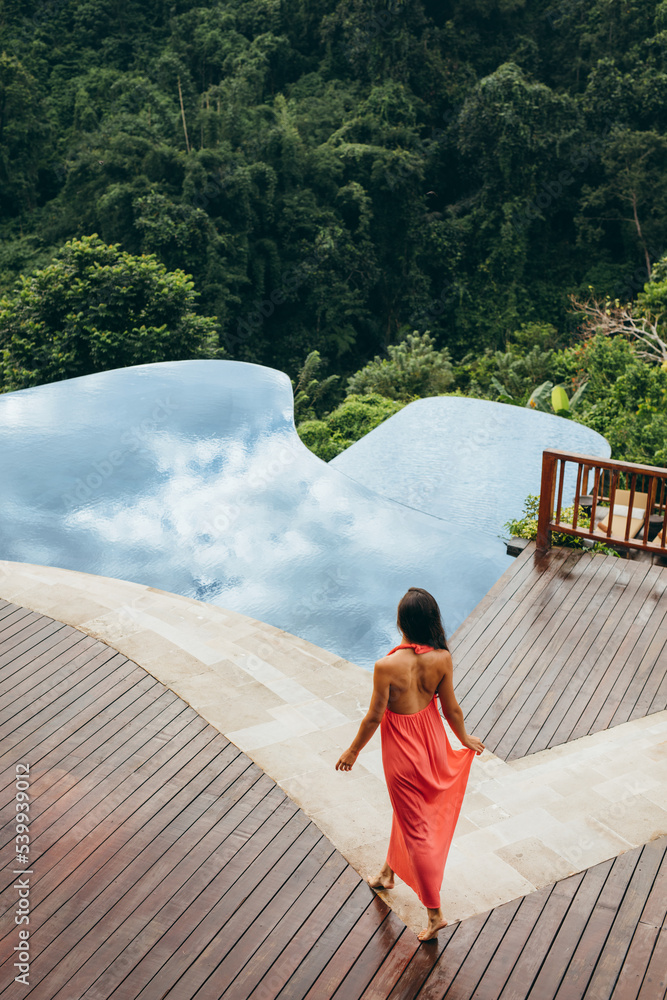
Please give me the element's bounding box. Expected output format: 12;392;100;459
396;587;449;650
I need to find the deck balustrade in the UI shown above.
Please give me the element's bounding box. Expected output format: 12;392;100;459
536;450;667;556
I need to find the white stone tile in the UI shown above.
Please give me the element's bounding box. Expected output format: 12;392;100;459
454;825;507;859
591;794;667;845
309;804;392;855
232;651;286;684
486;807;572;847
542;787;610;823
359;748;385;780
468;754;514;780
304;699;352;730
248;738;332;782
458;790;496;813
268;703;320;737
467;776;513;804
640;713;667;732
466;803;512;828
452;814;481;837
642;785;667;810
591;772;662;801
491;783;564;815
645;742;667;765
442;851;538;909
540;814;635;868
494;836;575;886
542;763;614;796
264;676;316;704
128;609;223;665
282;770;386;818
226;720;292;751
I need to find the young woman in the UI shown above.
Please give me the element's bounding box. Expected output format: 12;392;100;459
335;587;485;941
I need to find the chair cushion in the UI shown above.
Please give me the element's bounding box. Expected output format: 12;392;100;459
603;504;646;520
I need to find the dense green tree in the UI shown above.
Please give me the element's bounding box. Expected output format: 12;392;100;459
0;52;49;216
554;334;667;466
297;392;404;460
0;235;220;391
291;348;342;422
347;330;454;400
2;0;667;396
576;128;667;278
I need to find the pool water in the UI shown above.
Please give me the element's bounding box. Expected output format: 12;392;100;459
0;361;610;669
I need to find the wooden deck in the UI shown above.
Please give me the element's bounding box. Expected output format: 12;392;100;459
0;600;392;999
1;596;666;999
353;835;667;1000
450;543;667;761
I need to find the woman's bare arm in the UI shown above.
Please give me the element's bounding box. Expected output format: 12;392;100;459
437;653;485;754
335;662;391;771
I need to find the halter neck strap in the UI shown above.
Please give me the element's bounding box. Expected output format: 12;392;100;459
386;642;435;656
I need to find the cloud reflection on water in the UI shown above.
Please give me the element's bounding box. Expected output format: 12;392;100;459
0;360;607;670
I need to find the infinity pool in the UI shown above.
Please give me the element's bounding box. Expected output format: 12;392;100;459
0;361;610;669
331;395;611;535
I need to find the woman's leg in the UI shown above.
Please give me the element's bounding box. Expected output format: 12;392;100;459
418;905;448;941
368;860;395;889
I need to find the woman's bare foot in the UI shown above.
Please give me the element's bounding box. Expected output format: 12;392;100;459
368;862;395;890
418;907;447;941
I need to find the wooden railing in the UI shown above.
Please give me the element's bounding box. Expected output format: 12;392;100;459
536;450;667;556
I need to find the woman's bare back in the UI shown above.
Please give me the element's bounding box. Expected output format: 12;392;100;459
378;646;451;715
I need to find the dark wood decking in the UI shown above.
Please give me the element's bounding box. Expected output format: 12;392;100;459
1;597;666;999
450;543;667;760
354;835;667;1000
0;600;393;999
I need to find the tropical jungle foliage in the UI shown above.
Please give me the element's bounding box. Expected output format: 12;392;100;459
0;235;219;389
0;0;665;465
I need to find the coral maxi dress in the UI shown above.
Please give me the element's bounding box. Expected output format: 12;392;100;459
381;642;476;909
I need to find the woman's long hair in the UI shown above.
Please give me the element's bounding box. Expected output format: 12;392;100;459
396;587;449;650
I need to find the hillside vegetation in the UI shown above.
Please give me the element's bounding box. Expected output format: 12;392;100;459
0;0;665;463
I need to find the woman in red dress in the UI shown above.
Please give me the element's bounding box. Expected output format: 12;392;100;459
335;587;485;941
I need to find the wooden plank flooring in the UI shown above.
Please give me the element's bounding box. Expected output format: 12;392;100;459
0;600;394;1000
450;544;667;760
1;595;666;999
354;837;666;1000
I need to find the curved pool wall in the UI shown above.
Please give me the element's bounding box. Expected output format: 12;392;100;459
330;396;611;536
0;360;512;670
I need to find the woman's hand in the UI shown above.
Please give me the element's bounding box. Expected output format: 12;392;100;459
462;734;485;755
335;748;359;771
